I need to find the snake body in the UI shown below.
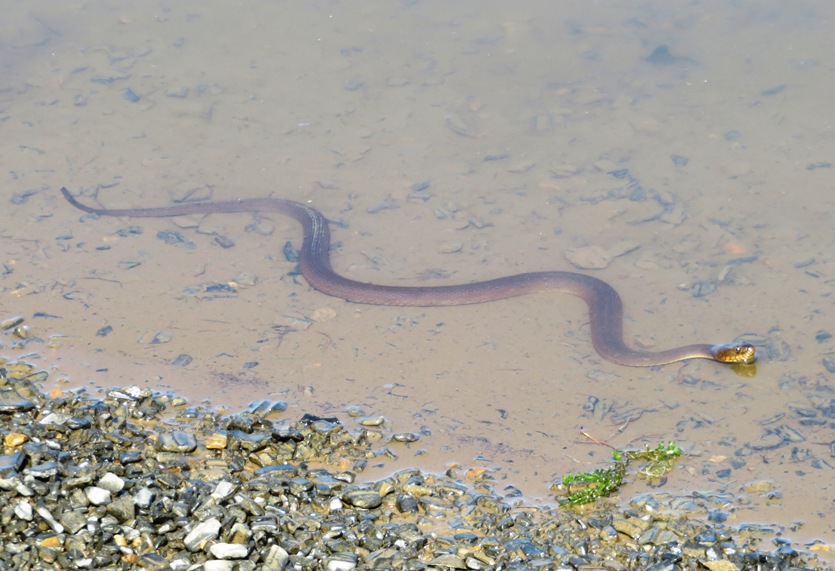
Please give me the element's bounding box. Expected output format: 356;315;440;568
60;188;756;367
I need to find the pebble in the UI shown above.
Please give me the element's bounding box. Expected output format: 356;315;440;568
438;241;463;254
564;241;640;270
107;494;136;521
184;518;222;551
326;553;358;570
156;229;196;249
210;543;250;559
157;430;198;452
59;510;87;534
564;244;612;269
0;387;36;412
0;316;24;330
85;486;111;505
359;415;386;426
36;506;64;532
262;545;290;570
392;432;420;443
0;452;25;473
98;472;125;492
13;499;32;521
343;489;383;509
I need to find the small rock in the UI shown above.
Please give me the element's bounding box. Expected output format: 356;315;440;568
106;495;136;522
14;499;32;521
210;543;249;559
0;387;35;412
261;545;290;571
396;494;418;513
157;431;198;453
211;481;238;500
36;507;64;533
343;490;383;509
612;515;649;539
564;245;612;270
438;241;463;254
25;461;58;479
98;472;125;493
184;518;221;551
742;481;774;494
85;486;111;506
428;554;467;569
4;432;28;447
134;487;155;508
702;561;740;571
206;433;228;449
59;510;87;534
138;553;169;570
0;452;26;474
326;553;358;571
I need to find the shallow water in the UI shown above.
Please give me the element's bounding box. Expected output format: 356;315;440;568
2;0;834;561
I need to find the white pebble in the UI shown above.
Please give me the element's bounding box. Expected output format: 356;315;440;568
134;487;155;508
209;543;249;559
184;518;221;551
211;480;237;500
85;486;111;506
327;559;357;571
14;499;32;521
97;472;125;493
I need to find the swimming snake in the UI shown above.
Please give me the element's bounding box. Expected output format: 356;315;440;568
60;187;756;367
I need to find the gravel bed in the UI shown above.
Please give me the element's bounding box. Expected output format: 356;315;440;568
0;356;828;570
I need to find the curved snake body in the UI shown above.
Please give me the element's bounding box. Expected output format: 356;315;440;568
60;188;756;367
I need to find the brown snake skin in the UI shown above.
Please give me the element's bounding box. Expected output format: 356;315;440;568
60;187;756;367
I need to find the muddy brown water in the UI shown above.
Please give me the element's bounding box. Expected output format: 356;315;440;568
2;0;834;562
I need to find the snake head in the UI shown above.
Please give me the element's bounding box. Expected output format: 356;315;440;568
711;343;757;364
